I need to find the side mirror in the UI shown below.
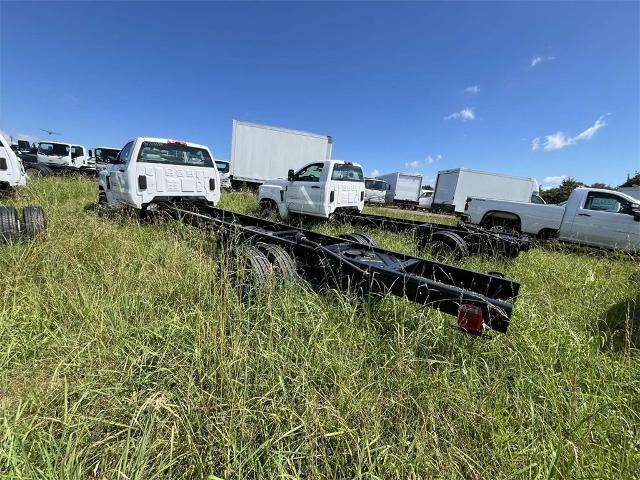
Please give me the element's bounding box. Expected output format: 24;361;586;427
288;169;294;182
631;204;640;221
88;150;92;157
108;156;121;165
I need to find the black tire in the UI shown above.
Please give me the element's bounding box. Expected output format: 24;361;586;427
233;244;274;295
25;164;53;177
0;206;20;243
428;231;469;260
259;199;278;216
98;190;108;206
256;242;298;280
338;232;380;248
21;206;47;238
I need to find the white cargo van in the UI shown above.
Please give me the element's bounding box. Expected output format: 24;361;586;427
432;168;543;214
0;132;27;191
364;178;387;203
376;172;423;205
229;120;333;187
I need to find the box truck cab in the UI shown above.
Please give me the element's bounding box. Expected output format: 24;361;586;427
215;159;231;188
98;137;221;210
364;178;387;203
432;168;543;214
0;132;27;191
258;160;365;220
37;142;90;170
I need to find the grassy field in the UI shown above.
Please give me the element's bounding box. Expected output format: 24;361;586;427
1;177;638;479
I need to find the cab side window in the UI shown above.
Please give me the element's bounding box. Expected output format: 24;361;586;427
117;142;134;164
294;163;323;182
584;192;631;214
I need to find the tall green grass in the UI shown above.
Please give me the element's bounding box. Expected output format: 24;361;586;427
1;177;638;478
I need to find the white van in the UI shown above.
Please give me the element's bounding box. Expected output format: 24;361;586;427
0;132;27;191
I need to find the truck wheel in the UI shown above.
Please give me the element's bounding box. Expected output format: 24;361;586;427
0;206;20;243
98;190;108;207
428;231;469;260
256;242;298;280
259;199;278;216
338;232;380;248
233;244;274;295
21;206;47;238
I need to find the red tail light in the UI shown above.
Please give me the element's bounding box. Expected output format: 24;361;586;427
167;139;187;146
457;304;484;334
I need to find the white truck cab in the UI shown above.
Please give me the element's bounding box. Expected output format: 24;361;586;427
258;160;365;220
37;141;90;169
0;132;27;192
215;159;231;188
98;137;221;210
364;177;387;204
90;147;120;171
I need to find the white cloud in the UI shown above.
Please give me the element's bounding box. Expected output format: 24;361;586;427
532;115;609;152
370;169;380;177
445;107;475;122
463;85;480;94
530;55;555;68
405;160;422;169
425;154;443;165
542;175;568;187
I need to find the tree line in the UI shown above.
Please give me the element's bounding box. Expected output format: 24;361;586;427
540;171;639;204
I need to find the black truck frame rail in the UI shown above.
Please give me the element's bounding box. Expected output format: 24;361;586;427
338;211;530;258
166;204;521;335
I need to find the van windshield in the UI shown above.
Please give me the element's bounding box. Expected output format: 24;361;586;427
215;161;229;173
137;141;214;167
365;179;386;190
38;143;69;156
332;164;364;182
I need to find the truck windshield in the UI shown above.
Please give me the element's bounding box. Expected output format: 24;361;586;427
137;142;214;167
332;164;364;182
38;143;69;156
365;179;386;190
215;161;229;173
95;148;120;162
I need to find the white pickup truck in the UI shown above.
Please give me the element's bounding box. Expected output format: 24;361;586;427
465;187;640;251
98;137;221;211
258;160;365;220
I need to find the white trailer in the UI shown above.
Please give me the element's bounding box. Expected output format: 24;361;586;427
229;120;332;187
375;172;423;205
432;168;543;214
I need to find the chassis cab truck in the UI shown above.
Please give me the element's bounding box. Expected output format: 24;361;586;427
36;142;90;170
98;137;221;210
0;132;27;192
258;160;365;220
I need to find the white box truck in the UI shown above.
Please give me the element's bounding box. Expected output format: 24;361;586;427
618;186;640;200
375;172;423;205
229;120;332;188
432;168;543;214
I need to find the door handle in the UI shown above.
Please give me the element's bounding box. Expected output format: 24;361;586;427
311;185;320;189
578;213;591;217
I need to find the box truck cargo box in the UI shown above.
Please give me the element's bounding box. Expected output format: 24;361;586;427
432;168;543;213
229;120;332;187
375;172;423;204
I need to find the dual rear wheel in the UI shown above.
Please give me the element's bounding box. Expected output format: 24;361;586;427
0;206;47;243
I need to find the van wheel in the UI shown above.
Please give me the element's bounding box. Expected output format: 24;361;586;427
256;242;298;280
338;232;380;248
428;231;469;260
0;207;20;243
21;206;47;238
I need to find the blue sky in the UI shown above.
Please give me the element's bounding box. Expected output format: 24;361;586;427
1;1;638;187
